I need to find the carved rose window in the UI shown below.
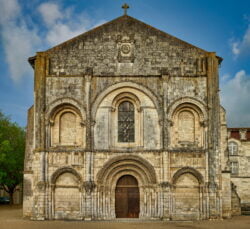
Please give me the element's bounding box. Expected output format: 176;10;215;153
118;101;135;142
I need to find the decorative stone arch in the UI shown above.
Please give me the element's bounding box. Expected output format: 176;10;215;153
46;99;86;147
93;82;161;150
91;81;161;120
97;155;157;186
51;166;83;185
168;97;207;148
167;97;207;121
172;167;204;185
111;92;141;110
46;97;85;123
95;155;158;219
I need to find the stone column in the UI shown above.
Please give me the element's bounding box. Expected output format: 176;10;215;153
33;52;48;220
84;72;96;220
206;53;221;218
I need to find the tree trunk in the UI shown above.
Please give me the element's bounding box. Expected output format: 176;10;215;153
9;192;14;205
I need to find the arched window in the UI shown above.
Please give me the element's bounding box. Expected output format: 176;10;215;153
118;101;135;142
228;142;238;155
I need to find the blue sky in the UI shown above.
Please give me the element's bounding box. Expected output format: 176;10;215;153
0;0;250;127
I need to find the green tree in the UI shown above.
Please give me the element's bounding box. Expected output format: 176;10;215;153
0;111;25;204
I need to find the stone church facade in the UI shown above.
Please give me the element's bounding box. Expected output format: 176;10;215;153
23;13;247;220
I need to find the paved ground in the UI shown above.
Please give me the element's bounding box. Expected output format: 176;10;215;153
1;205;250;229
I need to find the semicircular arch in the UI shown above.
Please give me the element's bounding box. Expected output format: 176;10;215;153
172;166;204;185
167;97;207;121
91;82;161;120
51;166;83;184
96;155;157;186
46;97;85;123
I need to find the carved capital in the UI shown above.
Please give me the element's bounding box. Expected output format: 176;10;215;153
160;181;171;189
84;181;96;194
80;121;86;127
158;119;164;126
49;119;55;126
162;74;170;82
91;120;96;126
37;181;46;191
200;120;208;127
167;119;173;126
137;106;143;112
110;106;116;112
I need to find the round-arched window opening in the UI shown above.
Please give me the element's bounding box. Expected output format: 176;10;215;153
118;101;135;142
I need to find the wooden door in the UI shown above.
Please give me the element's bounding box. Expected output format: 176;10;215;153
115;175;139;218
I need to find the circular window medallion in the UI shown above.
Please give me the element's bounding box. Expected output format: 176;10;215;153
121;44;131;54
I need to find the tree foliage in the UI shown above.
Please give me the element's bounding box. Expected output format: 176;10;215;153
0;111;25;204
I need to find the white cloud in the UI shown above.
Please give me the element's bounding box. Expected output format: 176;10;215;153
0;0;105;82
221;70;250;127
0;0;20;22
38;2;102;46
231;25;250;57
38;2;62;26
0;0;41;82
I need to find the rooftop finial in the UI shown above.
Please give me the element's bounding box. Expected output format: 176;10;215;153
122;3;129;15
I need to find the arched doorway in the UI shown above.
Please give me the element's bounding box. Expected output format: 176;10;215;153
115;175;139;218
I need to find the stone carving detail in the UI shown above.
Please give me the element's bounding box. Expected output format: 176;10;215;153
84;181;96;194
117;35;135;63
160;181;171;188
36;181;46;191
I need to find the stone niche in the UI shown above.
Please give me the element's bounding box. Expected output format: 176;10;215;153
53;172;81;220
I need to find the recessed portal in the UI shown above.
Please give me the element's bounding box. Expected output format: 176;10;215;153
115;175;139;218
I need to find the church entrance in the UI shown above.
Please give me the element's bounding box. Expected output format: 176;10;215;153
115;175;140;218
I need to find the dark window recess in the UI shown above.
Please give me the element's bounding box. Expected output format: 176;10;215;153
118;101;135;142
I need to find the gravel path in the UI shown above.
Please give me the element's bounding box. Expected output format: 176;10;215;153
1;205;250;229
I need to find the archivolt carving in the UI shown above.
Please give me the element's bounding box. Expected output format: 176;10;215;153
48;102;85;147
167;97;207;121
45;97;85;122
91;81;161;119
51;166;82;185
169;97;207;147
96;155;157;186
172;166;204;185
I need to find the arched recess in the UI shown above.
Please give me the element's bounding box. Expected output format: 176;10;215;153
92;82;161;150
168;97;207;148
95;155;158;219
51;167;82;220
171;167;204;220
48;102;86;147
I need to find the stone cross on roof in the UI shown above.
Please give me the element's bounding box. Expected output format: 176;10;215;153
122;3;129;15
